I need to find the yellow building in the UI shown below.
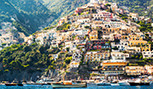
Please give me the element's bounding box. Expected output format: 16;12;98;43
129;40;151;51
128;34;143;41
106;28;121;33
125;66;145;76
121;35;128;40
89;30;98;40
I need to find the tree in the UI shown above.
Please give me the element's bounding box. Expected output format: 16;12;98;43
65;57;72;64
66;47;70;52
23;46;31;52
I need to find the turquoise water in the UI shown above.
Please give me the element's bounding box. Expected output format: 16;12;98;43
0;85;153;89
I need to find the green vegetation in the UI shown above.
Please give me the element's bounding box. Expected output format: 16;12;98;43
65;57;72;64
137;21;153;32
0;0;57;35
43;26;55;30
39;0;90;24
56;23;71;31
118;14;128;20
0;43;55;72
108;0;153;19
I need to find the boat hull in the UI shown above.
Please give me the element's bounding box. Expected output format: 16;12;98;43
5;84;17;86
119;82;130;86
111;83;119;86
97;83;111;86
17;84;23;86
52;83;87;88
129;82;150;86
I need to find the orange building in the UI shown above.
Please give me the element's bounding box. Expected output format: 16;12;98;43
101;61;127;77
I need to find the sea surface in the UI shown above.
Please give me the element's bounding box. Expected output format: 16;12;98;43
0;85;153;89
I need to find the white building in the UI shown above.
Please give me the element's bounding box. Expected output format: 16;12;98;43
70;61;80;68
111;51;129;62
142;51;153;58
90;0;99;4
72;50;82;61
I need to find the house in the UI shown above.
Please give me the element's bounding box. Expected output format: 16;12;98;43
111;3;118;12
72;50;82;61
126;47;141;53
111;51;129;62
86;40;111;51
70;61;80;68
129;13;139;21
101;61;127;79
85;50;110;62
90;0;100;4
89;30;98;40
142;51;153;58
75;8;84;14
128;34;143;41
145;65;153;74
92;11;114;21
68;14;92;23
104;21;124;28
125;66;145;76
151;23;153;27
129;40;151;51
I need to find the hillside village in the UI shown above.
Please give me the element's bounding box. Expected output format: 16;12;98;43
1;0;153;80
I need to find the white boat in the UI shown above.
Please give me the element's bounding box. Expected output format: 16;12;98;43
111;83;119;86
128;79;150;86
118;80;130;86
96;80;111;86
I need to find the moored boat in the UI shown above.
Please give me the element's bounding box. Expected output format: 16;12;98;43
51;81;87;88
129;82;150;86
129;79;150;86
96;82;111;86
118;80;130;86
17;83;23;86
111;83;119;86
5;83;17;86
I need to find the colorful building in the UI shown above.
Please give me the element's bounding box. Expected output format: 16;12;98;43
86;40;111;51
89;30;98;40
85;50;110;62
101;61;127;79
125;66;145;76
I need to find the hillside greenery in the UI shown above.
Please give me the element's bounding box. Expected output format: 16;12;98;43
0;43;55;72
39;0;90;24
0;0;57;36
108;0;153;19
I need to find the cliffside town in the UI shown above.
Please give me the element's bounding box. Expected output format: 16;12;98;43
1;0;153;81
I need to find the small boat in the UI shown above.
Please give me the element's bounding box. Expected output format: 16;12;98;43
5;83;17;86
96;82;111;86
111;83;119;86
17;83;23;86
5;79;18;86
129;79;150;86
51;81;87;88
129;82;150;86
118;80;130;86
111;80;119;86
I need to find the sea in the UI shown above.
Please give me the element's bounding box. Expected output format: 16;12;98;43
0;85;153;89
